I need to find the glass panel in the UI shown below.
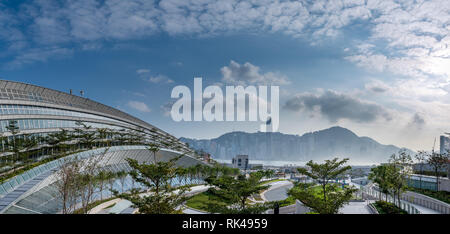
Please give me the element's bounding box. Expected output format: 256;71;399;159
22;172;30;181
9;178;18;188
2;182;12;192
16;175;24;184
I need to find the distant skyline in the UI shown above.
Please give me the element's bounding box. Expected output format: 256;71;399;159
1;0;449;151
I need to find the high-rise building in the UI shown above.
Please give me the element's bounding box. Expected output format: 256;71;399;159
232;155;249;170
440;135;450;154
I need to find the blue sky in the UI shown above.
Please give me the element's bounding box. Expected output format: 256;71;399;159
1;0;449;151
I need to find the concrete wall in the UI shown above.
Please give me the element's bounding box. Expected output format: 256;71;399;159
402;191;450;214
295;200;311;214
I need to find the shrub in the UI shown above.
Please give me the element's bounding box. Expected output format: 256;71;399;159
408;187;450;204
373;201;407;214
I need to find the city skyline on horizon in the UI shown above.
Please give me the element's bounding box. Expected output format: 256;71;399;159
1;0;449;151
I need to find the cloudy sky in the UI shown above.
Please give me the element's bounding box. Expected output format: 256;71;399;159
0;0;449;151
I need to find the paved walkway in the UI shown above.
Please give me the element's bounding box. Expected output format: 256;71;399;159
183;207;207;214
339;202;372;214
262;181;293;202
89;184;210;214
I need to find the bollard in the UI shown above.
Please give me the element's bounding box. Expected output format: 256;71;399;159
274;202;279;214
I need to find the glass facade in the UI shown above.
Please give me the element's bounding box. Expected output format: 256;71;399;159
0;104;125;124
0;80;189;153
0;119;124;132
0;81;196;214
0;88;78;107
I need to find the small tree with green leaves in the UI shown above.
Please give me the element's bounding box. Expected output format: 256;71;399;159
113;146;189;214
289;158;356;214
96;170;109;200
75;148;108;214
204;172;270;214
74;121;96;149
0;132;6;166
46;128;72;157
427;152;449;191
389;150;413;205
368;164;393;201
414;151;428;189
6;120;20;170
117;170;128;193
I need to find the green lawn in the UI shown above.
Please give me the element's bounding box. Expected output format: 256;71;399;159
276;196;296;207
72;196;117;214
259;178;286;185
185;191;229;212
309;184;346;199
407;187;450;204
273;184;347;208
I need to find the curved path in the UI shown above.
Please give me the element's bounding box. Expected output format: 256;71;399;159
261;180;293;202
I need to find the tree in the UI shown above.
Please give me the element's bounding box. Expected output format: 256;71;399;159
117;170;128;193
74;121;96;149
75;148;108;214
368;164;392;201
297;158;352;204
16;134;38;163
290;158;356;214
54;156;82;214
96;128;110;147
0;132;6;166
46;129;72;157
204;173;270;214
6;120;20;171
4;132;37;170
113;146;190;214
414;151;427;189
427;152;449;191
389;150;413;205
96;170;108;200
107;171;117;196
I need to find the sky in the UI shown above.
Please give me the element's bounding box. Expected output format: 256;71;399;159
0;0;449;151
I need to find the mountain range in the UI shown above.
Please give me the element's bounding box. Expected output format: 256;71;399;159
180;126;414;164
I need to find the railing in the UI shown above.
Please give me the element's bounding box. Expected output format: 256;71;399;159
361;186;421;214
401;191;450;214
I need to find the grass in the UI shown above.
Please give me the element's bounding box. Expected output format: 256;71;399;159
373;201;407;214
185;191;229;212
407;187;450;204
308;184;346;199
72;196;117;214
276;196;296;207
104;203;116;209
253;193;264;201
259;178;286;185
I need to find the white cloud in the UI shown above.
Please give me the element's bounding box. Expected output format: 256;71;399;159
221;60;289;85
136;69;150;74
148;74;174;84
127;101;151;112
136;68;174;84
284;90;392;123
1;0;449;102
5;46;73;69
365;80;390;93
0;0;379;68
